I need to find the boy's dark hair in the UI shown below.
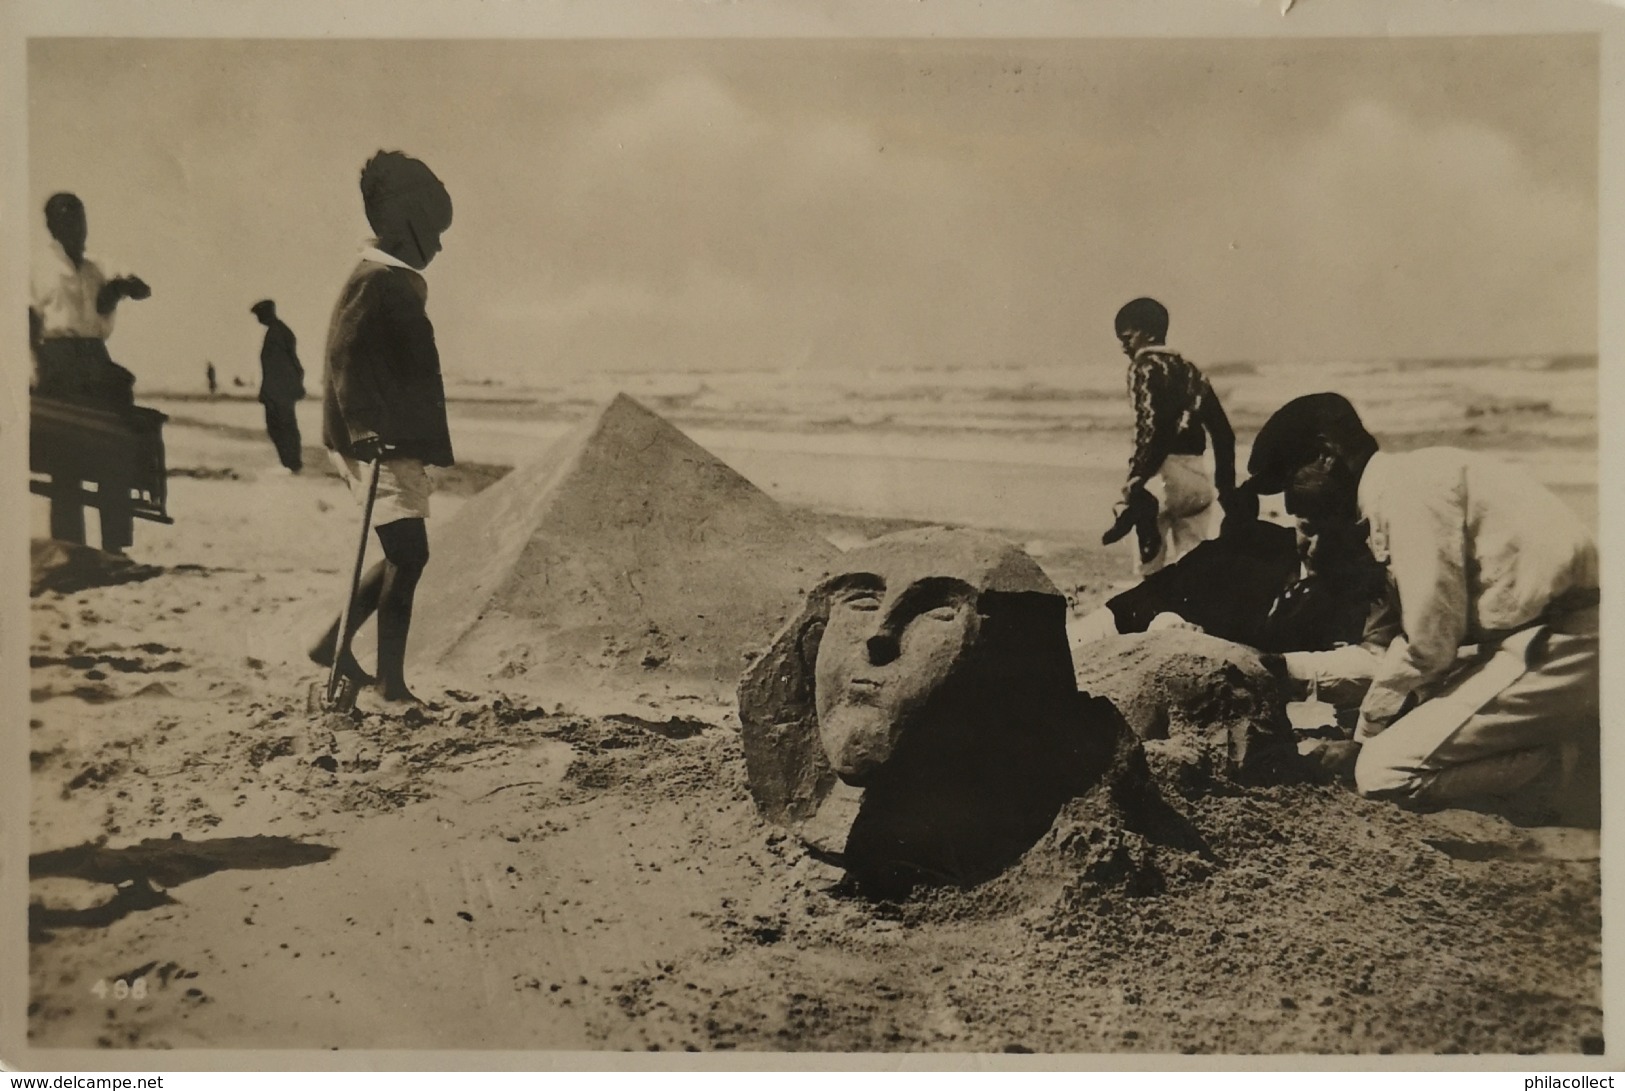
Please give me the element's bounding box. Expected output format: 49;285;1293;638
251;299;276;317
44;192;85;235
1114;297;1169;342
359;151;452;235
45;192;83;219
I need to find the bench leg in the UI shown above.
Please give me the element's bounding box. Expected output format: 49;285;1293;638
47;475;86;545
100;483;134;555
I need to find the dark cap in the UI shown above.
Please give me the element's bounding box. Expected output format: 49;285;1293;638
250;299;275;317
1242;392;1369;495
1114;297;1169;340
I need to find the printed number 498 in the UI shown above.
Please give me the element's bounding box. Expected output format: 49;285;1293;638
90;977;147;1000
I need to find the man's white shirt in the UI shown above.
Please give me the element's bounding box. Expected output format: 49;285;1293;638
31;238;122;340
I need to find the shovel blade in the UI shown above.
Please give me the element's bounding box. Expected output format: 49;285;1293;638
307;676;359;715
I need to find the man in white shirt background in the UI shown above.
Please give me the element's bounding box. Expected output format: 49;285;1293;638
1245;393;1599;821
29;191;150;405
28;191;153;552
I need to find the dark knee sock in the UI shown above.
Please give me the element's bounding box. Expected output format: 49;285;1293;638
374;519;429;696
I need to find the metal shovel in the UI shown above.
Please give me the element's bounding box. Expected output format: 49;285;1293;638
308;457;382;714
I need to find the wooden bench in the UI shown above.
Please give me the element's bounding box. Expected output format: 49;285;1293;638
29;395;173;552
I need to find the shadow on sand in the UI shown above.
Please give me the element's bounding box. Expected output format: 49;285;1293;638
29;834;337;941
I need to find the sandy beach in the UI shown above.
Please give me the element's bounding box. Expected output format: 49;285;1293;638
23;356;1602;1056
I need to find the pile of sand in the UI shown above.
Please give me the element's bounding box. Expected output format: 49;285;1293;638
31;538;164;597
409;394;838;694
1073;629;1300;787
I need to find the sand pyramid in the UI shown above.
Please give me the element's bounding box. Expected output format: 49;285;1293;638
409;394;838;689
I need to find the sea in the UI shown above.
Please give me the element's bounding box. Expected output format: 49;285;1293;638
144;353;1598;539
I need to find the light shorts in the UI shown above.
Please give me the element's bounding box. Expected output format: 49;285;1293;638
329;450;432;525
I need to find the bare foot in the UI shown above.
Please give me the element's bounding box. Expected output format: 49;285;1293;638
355;686;425;716
308;638;376;688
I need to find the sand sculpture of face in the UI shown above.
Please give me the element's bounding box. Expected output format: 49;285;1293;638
813;568;981;785
739;527;1124;894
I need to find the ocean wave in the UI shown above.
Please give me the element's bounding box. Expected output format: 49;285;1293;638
1383;354;1596;374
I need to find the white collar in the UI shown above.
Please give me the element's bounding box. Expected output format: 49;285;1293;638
1356;450;1390;518
360;243;419;272
1133;344;1183;360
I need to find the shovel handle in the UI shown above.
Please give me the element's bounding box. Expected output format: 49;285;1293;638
326;457;383;706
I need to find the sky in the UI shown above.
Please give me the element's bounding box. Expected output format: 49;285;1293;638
27;35;1599;390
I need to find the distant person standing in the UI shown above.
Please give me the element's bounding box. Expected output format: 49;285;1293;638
250;300;306;473
309;150;455;712
1103;297;1237;576
206;361;218;397
29;192;150;407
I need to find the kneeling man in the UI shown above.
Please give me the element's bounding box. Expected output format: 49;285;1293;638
1244;393;1598;811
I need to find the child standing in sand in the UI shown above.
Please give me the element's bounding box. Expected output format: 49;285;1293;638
309;150;455;712
1104;297;1238;576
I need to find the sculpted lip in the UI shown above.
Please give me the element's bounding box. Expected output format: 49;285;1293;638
843;677;883;704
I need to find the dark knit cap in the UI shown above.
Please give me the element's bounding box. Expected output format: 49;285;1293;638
1242;392;1370;495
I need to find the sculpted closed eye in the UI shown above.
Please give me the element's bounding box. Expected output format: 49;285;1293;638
836;589;881;611
923;606;961;621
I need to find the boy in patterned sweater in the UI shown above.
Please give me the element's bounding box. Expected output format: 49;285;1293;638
1103;297;1238;576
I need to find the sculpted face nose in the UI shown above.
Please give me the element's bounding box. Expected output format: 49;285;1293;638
866;632;900;666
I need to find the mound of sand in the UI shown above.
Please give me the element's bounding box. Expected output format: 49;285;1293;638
1074;630;1299;788
409;394;838;692
30;538;164;597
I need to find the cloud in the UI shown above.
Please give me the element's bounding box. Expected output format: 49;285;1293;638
487;267;759;328
1259;98;1595;359
464;71;1007;373
455;77;1596;377
26;39;1597;388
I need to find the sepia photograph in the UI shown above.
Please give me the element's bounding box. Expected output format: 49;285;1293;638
3;0;1618;1069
